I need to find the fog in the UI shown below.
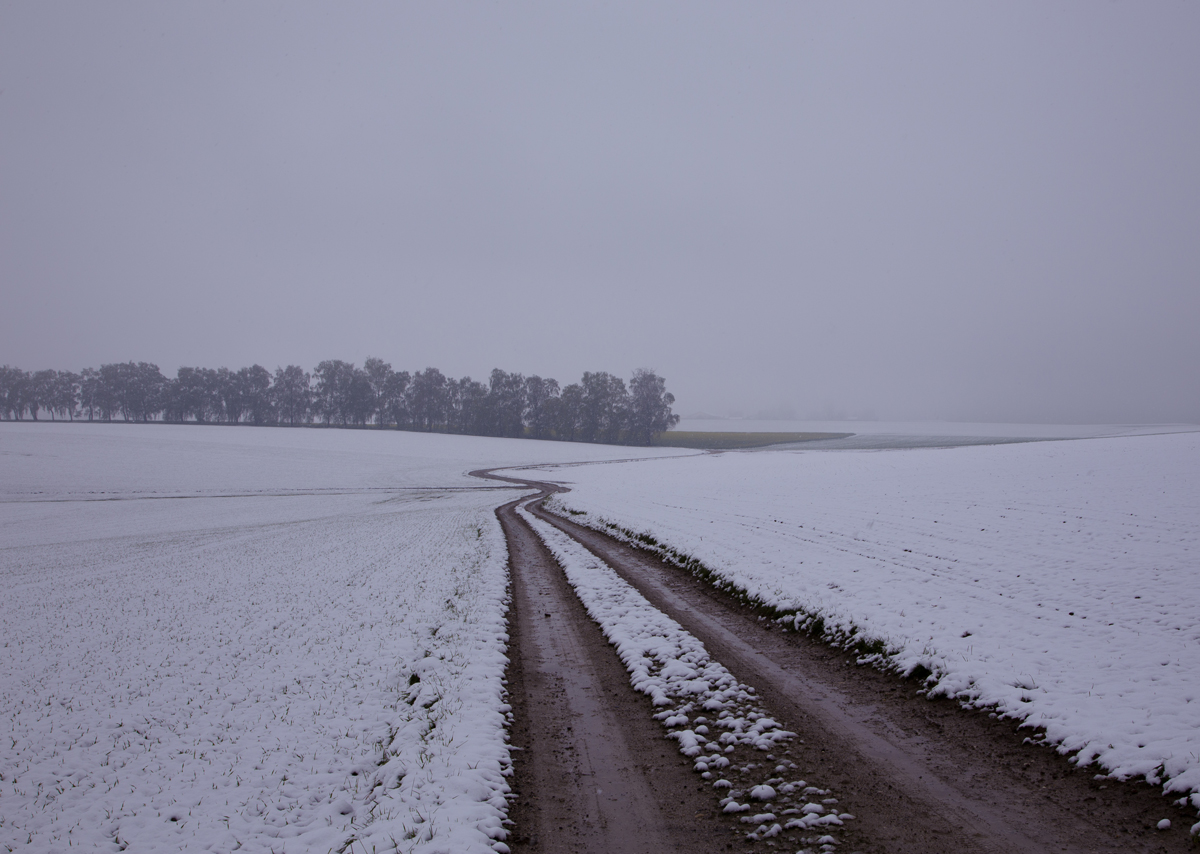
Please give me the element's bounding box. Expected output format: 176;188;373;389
2;2;1197;424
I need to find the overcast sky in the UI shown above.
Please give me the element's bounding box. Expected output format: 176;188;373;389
2;2;1197;424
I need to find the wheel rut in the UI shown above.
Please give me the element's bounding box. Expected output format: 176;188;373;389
494;490;746;853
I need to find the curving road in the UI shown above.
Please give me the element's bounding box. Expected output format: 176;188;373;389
476;466;1195;854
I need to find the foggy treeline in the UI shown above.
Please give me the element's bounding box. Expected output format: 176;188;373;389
0;360;680;446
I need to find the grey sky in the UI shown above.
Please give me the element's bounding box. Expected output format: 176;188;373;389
2;2;1197;423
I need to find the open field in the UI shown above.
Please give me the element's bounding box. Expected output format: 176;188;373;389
672;419;1200;439
526;432;1200;824
667;420;1200;450
6;421;1200;850
652;431;851;450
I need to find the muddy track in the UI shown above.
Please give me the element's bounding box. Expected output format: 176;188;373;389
478;467;1195;853
494;489;757;853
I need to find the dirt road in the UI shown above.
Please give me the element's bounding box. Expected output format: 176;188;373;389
479;468;1195;853
496;491;746;853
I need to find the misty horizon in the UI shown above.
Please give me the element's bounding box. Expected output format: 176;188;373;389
2;3;1197;425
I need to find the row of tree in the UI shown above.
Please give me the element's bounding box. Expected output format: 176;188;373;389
0;361;680;445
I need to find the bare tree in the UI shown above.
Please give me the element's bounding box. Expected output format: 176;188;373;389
554;382;583;442
488;369;526;438
28;370;58;420
79;368;105;421
446;376;487;434
626;368;680;445
272;365;311;425
579;371;628;444
407;368;448;432
382;369;411;428
0;366;30;420
347;368;373;426
313;360;356;425
173;367;220;423
240;365;274;425
524;375;560;440
363;357;394;426
51;371;80;421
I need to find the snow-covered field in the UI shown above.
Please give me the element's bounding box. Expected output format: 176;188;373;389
529;432;1200;821
6;421;1199;846
0;423;683;853
673;418;1198;439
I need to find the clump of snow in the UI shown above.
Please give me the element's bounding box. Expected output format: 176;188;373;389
517;501;850;847
532;432;1200;819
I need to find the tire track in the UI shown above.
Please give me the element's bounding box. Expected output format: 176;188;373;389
492;487;751;853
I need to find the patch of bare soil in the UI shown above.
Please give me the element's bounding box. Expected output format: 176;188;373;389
531;498;1197;854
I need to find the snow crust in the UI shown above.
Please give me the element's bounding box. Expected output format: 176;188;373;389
0;423;683;852
532;433;1200;815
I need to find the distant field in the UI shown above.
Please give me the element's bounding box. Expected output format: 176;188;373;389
653;430;852;449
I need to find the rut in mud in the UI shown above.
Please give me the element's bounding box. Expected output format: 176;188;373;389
497;489;818;853
496;492;728;853
481;468;1196;853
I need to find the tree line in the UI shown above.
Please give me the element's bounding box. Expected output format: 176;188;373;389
0;361;680;445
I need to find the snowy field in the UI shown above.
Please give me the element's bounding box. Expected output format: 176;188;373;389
0;423;684;853
673;418;1198;439
674;418;1200;450
528;432;1200;820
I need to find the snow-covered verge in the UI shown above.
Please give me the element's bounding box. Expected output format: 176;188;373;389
517;502;854;851
530;432;1200;827
0;424;686;853
2;488;516;854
